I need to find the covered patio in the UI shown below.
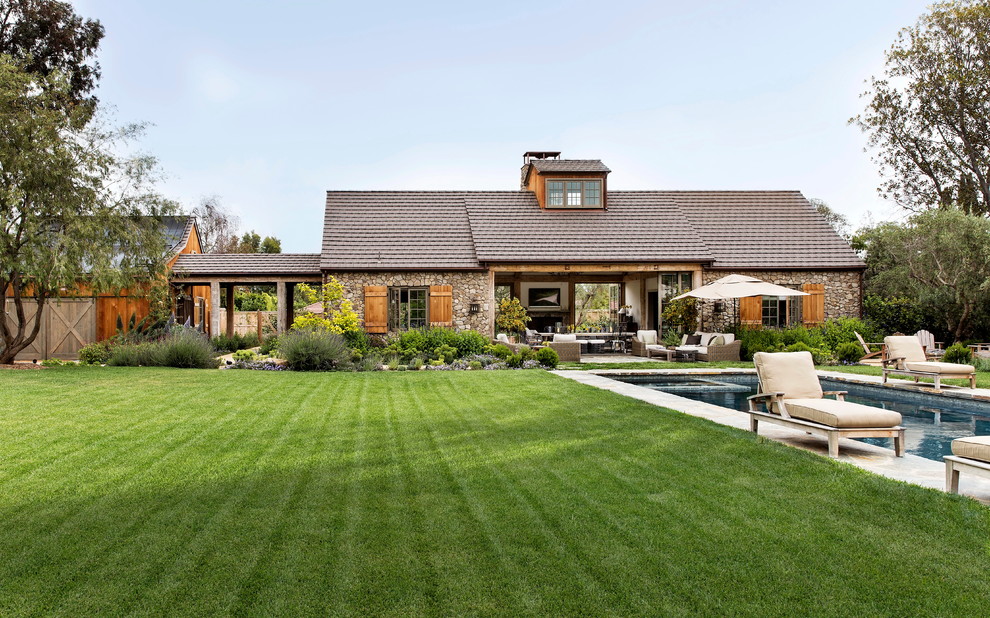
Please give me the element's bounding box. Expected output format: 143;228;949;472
170;254;322;337
493;263;703;339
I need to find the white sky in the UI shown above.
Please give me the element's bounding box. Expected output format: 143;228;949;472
76;0;931;252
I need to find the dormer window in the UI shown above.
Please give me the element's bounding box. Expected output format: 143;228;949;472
546;180;602;208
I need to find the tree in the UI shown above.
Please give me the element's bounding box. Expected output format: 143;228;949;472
0;58;175;363
809;198;851;239
0;0;104;115
260;236;281;254
292;278;359;334
191;196;240;254
852;0;990;214
857;208;990;339
495;297;530;336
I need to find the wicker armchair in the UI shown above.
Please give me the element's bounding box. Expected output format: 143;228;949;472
549;333;581;362
631;330;659;357
697;340;741;362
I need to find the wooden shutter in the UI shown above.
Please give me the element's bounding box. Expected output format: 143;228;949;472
802;283;825;326
740;295;762;328
364;286;388;333
429;285;453;327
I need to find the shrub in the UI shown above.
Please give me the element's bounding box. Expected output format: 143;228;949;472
232;349;257;361
108;342;159;367
536;346;559;368
259;335;280;356
506;353;524;369
79;340;115;365
344;329;371;353
737;328;784;359
357;352;382;372
156;329;222;369
943;343;973;365
835;341;864;364
784;342;829;365
409;356;424;370
434;344;458;364
279;328;351;371
468;360;483;370
211;332;259;354
818;318;880;353
453;330;490;357
396;365;408;371
491;344;513;360
429;360;445;367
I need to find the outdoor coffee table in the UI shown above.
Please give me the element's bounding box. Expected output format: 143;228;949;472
586;339;607;354
675;349;698;362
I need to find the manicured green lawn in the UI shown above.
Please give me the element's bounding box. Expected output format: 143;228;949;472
1;367;989;615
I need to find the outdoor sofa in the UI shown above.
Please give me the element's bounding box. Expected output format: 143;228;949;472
674;332;741;362
748;351;905;458
945;436;990;494
881;336;976;392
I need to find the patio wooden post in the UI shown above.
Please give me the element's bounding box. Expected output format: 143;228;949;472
225;285;235;337
276;281;287;334
209;280;220;338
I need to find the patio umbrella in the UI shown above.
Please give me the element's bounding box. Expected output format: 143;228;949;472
672;274;808;300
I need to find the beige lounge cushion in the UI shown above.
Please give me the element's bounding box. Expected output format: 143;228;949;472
637;330;658;345
722;333;735;345
710;335;726;346
496;333;511;344
903;361;975;375
952;436;990;462
884;335;928;369
553;333;577;342
784;398;902;428
754;351;823;400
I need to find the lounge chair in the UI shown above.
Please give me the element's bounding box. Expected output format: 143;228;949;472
854;331;884;364
748;351;905;458
914;330;944;359
630;330;671;359
882;336;975;392
550;333;581;362
945;436;990;493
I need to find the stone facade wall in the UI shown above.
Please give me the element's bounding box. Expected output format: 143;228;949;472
326;271;493;334
699;269;863;331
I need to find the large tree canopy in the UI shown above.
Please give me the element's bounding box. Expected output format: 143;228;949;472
852;0;990;214
856;208;990;339
0;58;174;363
0;0;103;115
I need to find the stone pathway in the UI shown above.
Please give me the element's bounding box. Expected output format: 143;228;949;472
553;368;990;504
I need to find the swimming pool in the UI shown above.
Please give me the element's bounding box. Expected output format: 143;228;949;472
612;373;990;462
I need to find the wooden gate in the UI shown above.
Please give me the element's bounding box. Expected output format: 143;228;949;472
4;299;96;361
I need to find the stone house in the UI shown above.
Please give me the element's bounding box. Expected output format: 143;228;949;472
320;151;865;335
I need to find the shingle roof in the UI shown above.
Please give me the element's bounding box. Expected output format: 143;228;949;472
528;159;611;173
173;253;322;276
669;191;864;269
321;192;480;269
464;192;712;263
320;190;864;270
163;216;195;253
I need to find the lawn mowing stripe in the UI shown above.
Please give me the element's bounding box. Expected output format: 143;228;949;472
399;373;544;615
124;379;323;614
0;374;292;613
414;372;619;614
2;372;293;613
223;376;340;616
327;374;371;614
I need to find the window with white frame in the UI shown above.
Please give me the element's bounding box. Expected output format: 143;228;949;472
546;180;602;207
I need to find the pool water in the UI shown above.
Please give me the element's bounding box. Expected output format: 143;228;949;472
614;374;990;462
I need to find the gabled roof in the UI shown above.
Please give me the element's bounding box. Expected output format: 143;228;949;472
322;192;480;270
320;190;864;271
163;216;196;254
528;159;611;173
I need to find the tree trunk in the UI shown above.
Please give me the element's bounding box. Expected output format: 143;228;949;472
0;292;47;364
